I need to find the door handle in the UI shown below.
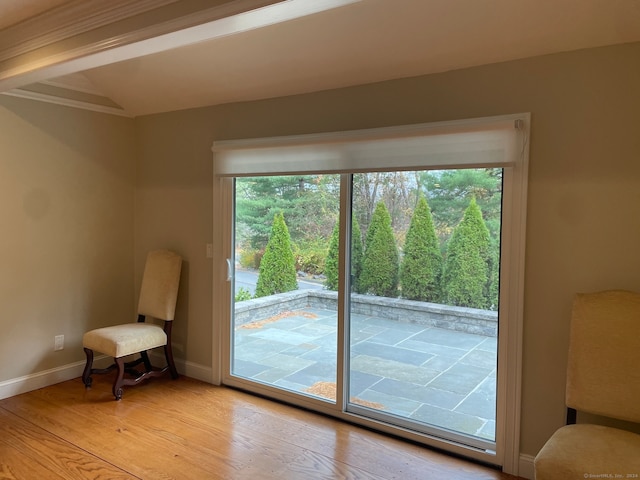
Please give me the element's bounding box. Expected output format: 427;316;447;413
226;258;233;281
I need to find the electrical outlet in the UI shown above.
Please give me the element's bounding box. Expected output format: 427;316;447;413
54;335;64;351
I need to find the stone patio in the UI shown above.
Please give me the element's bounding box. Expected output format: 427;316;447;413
233;305;497;441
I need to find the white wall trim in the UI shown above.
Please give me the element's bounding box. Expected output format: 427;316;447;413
0;355;106;400
41;73;109;96
178;360;215;384
0;0;178;64
0;354;213;401
493;114;529;475
519;454;536;480
148;351;214;384
1;88;132;117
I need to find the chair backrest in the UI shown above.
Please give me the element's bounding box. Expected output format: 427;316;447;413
566;290;640;423
137;250;182;321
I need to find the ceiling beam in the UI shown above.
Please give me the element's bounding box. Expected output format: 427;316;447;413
0;0;358;92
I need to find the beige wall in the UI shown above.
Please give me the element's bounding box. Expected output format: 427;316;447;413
1;40;637;462
134;111;216;368
0;96;136;381
134;42;640;458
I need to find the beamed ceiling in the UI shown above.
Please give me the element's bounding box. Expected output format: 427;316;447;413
1;0;639;117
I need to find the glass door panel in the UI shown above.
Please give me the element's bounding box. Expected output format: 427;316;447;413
231;175;341;402
347;170;501;447
228;168;503;451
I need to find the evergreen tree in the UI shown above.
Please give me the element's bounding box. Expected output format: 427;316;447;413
351;217;364;293
418;168;502;243
236;175;339;250
255;212;298;297
324;221;339;290
324;216;364;292
399;195;442;302
360;202;399;297
487;239;500;310
443;198;491;309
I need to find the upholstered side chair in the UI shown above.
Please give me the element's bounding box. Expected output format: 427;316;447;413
534;290;640;478
82;249;182;400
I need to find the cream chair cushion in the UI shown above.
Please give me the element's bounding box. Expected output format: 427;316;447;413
534;424;640;478
83;323;167;358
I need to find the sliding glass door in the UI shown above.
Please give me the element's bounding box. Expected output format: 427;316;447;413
216;114;529;468
230;167;501;449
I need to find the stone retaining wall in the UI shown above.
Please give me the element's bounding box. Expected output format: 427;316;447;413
234;290;497;337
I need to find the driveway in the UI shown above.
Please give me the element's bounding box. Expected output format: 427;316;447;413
235;268;324;296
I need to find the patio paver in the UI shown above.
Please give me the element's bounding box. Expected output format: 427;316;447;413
233;306;497;441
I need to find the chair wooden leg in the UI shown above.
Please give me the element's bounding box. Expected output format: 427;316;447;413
163;321;179;380
113;357;126;400
140;351;153;372
82;348;94;387
164;343;179;380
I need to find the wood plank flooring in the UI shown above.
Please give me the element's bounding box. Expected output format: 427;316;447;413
0;375;523;479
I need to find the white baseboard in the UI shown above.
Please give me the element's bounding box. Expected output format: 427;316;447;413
0;355;213;400
518;453;535;479
148;351;213;383
0;357;100;400
177;359;214;383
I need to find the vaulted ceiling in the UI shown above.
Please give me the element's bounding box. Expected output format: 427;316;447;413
1;0;639;117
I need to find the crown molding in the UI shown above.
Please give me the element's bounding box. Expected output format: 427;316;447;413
0;0;178;64
40;72;105;96
2;72;132;117
2;88;132;117
2;72;133;117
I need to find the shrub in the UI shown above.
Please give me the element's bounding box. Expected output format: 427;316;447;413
487;239;500;310
324;222;339;290
323;216;363;291
235;287;253;302
360;202;399;297
255;212;298;297
399;195;442;302
443;197;491;309
294;239;327;275
351;217;364;293
238;249;260;269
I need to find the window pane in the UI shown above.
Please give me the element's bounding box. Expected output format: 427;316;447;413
348;169;501;444
231;175;340;402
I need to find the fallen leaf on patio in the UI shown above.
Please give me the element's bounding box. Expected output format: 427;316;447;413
238;310;319;329
306;381;385;410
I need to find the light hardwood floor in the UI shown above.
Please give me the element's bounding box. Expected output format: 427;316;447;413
0;375;523;479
